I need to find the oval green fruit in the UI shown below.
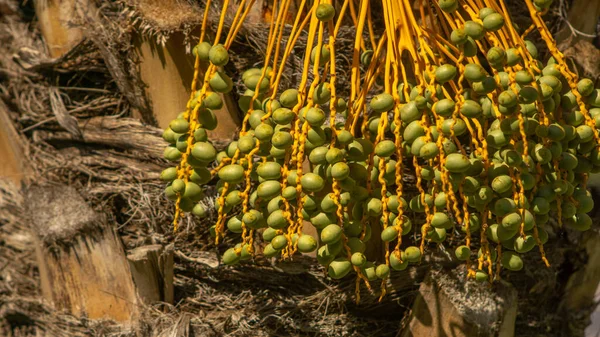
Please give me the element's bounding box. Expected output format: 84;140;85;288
238;95;262;113
279;89;299;108
445;153;471;173
532;197;550;215
203;92;223;110
218;164;244;184
576;125;594;143
209;71;233;93
464;63;487;82
169;118;189;133
316;245;336;265
197;108;218;130
331;162;350;180
208;44;229;66
574;192;594;213
403;246;422;263
271;131;293;149
479;7;496;19
409;194;434;213
360;50;374;66
171;179;185;193
194;41;211;61
475;270;488;282
426;228;448;243
487;46;506;66
483;13;504;31
244;74;269;92
316;3;335;21
577;79;595;97
463;37;478;57
301;173;325;192
460;99;483;118
390;253;408;271
179;198;195;212
254;123;274;142
438;0;458;13
227;215;243;233
193;128;208;143
400;102;422;124
237;135;257;154
419;142;440;160
242;210;263;228
366;198;383;216
309;146;328;165
464;20;485;40
381;226;399;242
310;45;330;66
282;186;297;200
568;213;592;231
435;64;457;83
257;180;282;200
164;186;177;200
498;90;518;108
267;209;288;229
297;235;317;253
370;93;395;113
501;251;523;271
263;243;279;258
376;264;390;279
514;235;536;253
441;118;467;136
450;28;468;45
192;203;207;218
162;128;178;144
305;107;326;127
242;68;262;81
348;237;366;253
321;224;343;244
559;152;578;171
271;235;288;250
273;107;295;125
313;83;331;105
506;48;522;66
222;248;240;265
492;175;513;194
403;121;426;143
501;212;522;231
375;140;396;157
534;0;553;9
183;182;203;201
320;193;337;213
160;167;178;182
431;212;453;229
351;252;367;267
326;148;344;164
257;161;282;180
225;190;242;206
310;212;336;230
455;245;471;261
434;99;456;117
328;258;352;279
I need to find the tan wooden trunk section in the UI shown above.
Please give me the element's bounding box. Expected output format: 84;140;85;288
35;230;139;322
0;102;29;183
555;0;600;46
133;31;241;140
35;0;83;58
